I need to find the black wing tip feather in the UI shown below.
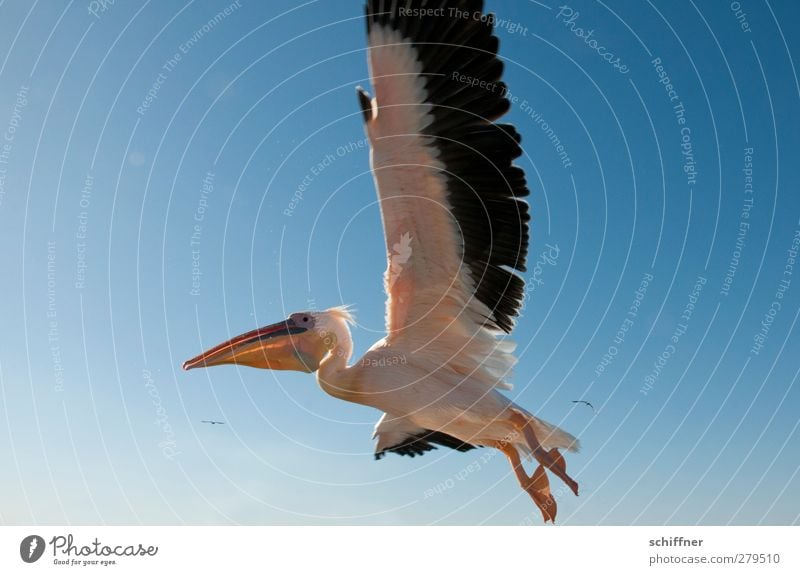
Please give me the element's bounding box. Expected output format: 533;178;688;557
356;86;373;123
375;430;478;460
365;0;531;334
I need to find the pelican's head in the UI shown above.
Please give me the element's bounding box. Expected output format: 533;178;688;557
182;307;353;373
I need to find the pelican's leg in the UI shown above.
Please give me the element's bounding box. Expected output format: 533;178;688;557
510;411;579;496
496;442;557;523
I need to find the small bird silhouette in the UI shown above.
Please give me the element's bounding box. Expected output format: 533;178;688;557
571;400;596;414
201;420;225;425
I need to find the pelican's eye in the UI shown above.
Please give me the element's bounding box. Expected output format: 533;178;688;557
290;313;315;328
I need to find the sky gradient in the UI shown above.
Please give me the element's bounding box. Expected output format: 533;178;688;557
0;0;798;525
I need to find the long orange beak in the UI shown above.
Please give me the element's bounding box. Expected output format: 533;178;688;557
183;318;322;373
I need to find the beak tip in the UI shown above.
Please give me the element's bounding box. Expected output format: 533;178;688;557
182;360;194;371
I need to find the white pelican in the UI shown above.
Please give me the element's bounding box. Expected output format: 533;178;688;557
184;0;579;522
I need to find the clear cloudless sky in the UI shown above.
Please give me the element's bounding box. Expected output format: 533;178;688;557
0;0;798;525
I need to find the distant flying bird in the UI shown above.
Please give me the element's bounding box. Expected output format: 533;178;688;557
201;420;225;425
184;0;579;522
572;400;596;413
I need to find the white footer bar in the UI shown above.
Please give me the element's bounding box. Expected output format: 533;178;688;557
1;526;797;574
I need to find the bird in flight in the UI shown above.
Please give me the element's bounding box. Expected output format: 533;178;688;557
572;400;596;413
184;0;579;522
201;420;225;425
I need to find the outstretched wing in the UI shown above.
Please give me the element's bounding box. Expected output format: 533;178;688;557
363;0;529;341
361;0;530;390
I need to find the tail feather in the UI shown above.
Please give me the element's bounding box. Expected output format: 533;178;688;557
511;409;579;457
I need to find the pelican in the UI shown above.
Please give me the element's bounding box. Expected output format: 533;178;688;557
184;0;579;522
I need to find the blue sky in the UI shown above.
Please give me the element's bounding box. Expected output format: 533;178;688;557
0;0;798;525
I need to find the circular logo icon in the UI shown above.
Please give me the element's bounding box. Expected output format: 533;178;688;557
20;535;46;563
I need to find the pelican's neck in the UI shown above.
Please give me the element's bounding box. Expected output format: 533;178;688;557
316;318;356;401
317;318;352;375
